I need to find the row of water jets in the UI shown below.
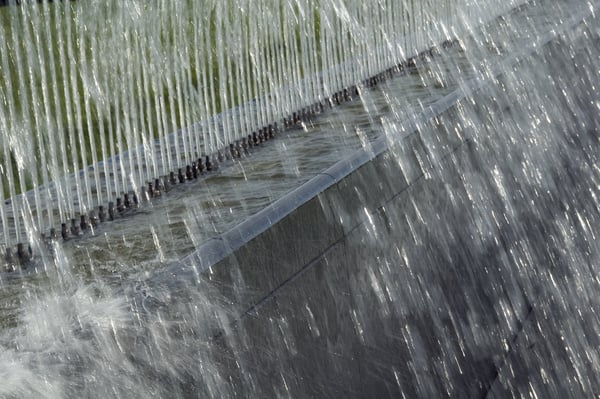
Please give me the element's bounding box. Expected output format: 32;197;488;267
0;0;596;396
0;0;521;263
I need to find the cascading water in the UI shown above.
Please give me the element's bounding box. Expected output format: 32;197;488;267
0;0;517;255
0;0;599;397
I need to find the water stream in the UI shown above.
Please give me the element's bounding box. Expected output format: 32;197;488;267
0;0;598;397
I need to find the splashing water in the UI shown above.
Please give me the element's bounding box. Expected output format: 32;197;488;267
0;0;598;397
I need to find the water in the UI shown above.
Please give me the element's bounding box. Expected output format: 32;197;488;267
0;0;599;397
0;0;518;250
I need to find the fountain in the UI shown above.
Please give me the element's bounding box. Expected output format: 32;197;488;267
0;0;599;397
0;0;520;256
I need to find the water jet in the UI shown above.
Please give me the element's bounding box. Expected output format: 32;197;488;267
0;0;599;397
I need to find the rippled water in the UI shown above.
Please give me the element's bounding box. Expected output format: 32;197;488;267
0;0;599;397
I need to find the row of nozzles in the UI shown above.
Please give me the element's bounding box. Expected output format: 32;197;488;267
2;123;282;271
1;39;459;272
